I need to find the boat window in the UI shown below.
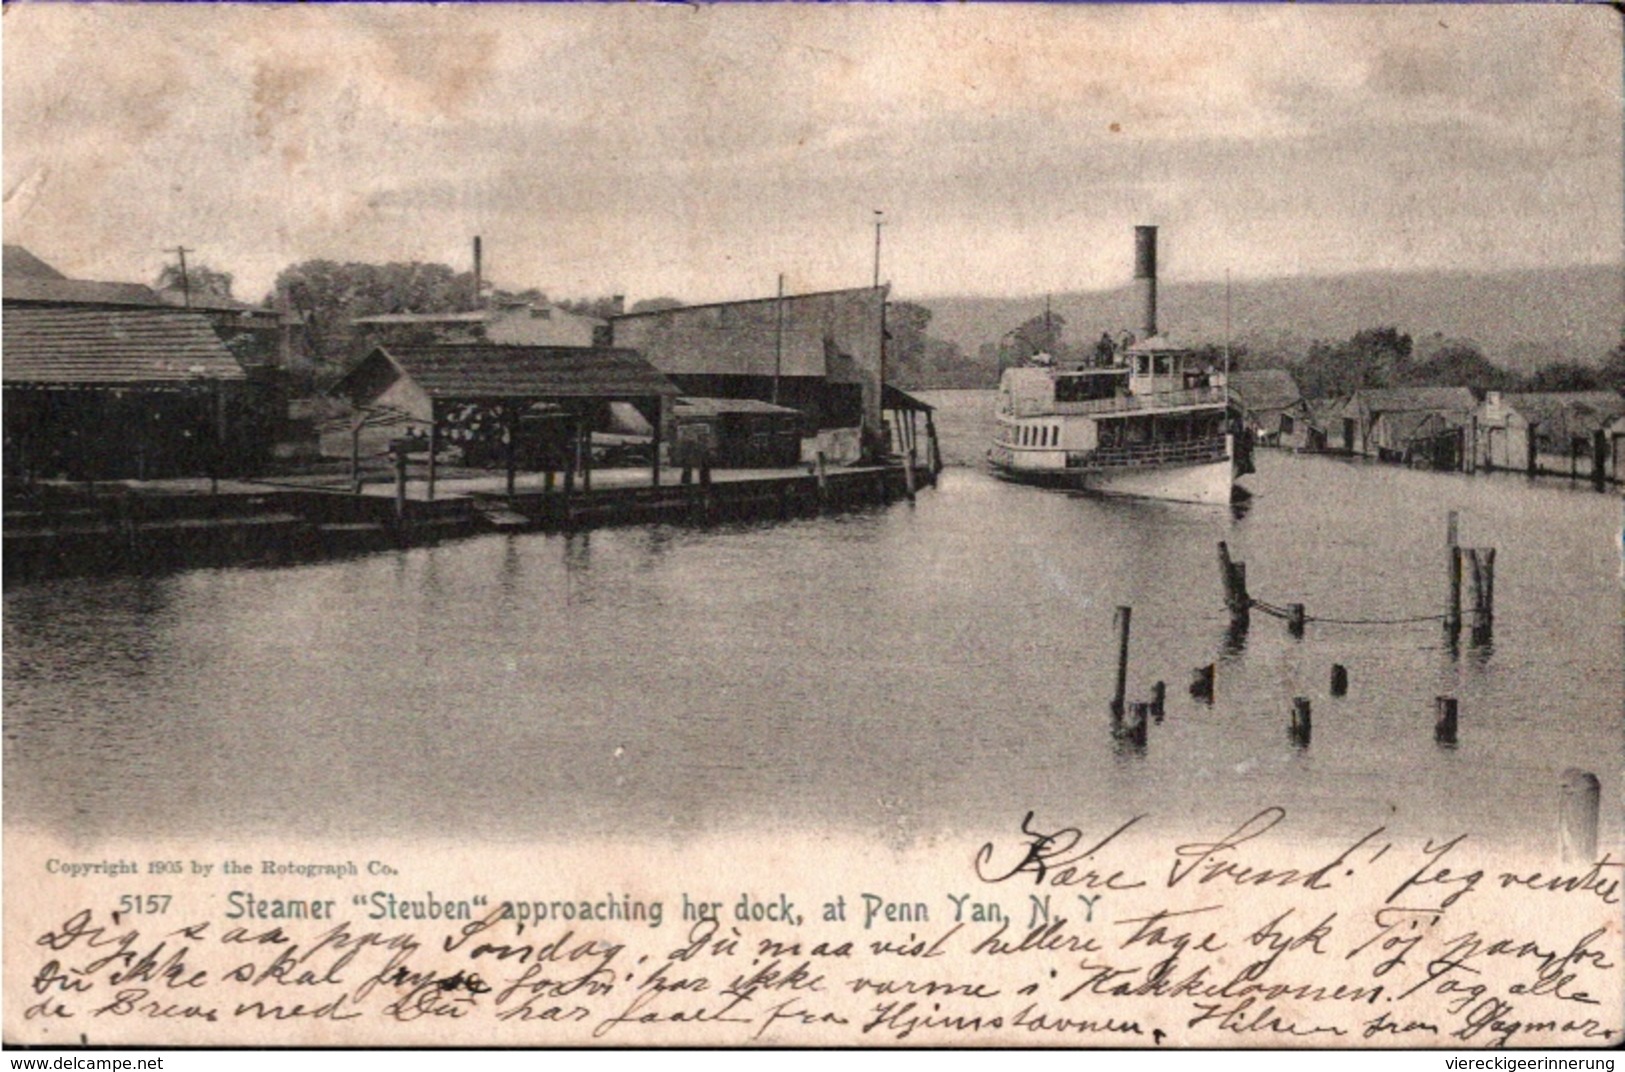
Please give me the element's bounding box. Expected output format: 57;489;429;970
1154;354;1172;375
1054;373;1126;403
1136;355;1150;375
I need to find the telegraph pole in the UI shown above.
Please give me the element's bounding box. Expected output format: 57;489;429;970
773;273;785;406
872;211;887;455
872;210;885;289
171;246;194;307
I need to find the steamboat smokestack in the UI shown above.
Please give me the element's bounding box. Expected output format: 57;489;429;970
472;236;483;310
1134;225;1158;339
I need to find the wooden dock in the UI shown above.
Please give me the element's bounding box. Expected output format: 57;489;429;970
4;460;934;578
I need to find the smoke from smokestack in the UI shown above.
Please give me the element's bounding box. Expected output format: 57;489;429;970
1134;225;1157;339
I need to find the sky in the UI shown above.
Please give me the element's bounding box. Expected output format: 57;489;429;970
3;4;1621;306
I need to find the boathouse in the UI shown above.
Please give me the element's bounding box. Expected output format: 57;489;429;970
2;303;251;481
1226;368;1310;449
1338;386;1477;459
331;343;678;496
608;286;888;463
1474;391;1625;478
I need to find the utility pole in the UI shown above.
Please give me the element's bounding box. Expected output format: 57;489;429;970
773;273;785;406
873;210;887;458
171;246;194;307
872;210;885;289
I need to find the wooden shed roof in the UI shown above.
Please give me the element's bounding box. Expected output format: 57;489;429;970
340;344;678;403
3;305;245;386
4;276;165;307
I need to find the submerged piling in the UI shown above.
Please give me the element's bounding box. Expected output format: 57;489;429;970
1434;695;1458;745
1289;697;1311;747
1150;680;1166;723
1287;603;1306;639
1189;663;1215;702
1330;663;1349;697
1121;702;1149;749
1559;769;1601;864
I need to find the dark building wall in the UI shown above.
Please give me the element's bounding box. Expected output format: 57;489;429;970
610;288;885;438
664;374;861;434
4;385;270;481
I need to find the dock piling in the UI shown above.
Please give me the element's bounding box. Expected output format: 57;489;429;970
1466;547;1495;645
1445;512;1463;643
1434;696;1458;745
1111;605;1132;719
1150;680;1166;723
1287;603;1306;638
1217;542;1250;625
1289;697;1312;747
1121;702;1149;748
1189;663;1215;702
393;449;408;523
1330;663;1349;696
1559;769;1601;864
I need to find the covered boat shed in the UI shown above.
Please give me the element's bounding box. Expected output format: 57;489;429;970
332;343;678;497
3;304;248;481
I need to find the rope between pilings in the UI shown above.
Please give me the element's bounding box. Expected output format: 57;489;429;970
1249;597;1450;627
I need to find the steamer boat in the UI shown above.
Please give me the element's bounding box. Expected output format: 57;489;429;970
988;226;1249;505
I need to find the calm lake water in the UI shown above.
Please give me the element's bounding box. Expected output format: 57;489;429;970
5;390;1621;851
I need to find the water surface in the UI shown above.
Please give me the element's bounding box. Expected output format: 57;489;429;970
6;390;1620;852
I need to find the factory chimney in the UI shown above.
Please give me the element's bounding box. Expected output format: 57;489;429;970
472;236;483;310
1133;225;1157;340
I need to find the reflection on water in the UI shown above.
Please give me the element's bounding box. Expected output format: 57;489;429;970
5;392;1621;853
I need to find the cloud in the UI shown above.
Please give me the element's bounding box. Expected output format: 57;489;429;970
3;4;1618;302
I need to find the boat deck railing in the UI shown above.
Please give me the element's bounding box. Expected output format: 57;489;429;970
1012;385;1228;418
1074;437;1230;469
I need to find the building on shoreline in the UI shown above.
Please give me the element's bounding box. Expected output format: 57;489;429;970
609;286;890;464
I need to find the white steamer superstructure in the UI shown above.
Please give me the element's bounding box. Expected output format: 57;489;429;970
987;226;1247;505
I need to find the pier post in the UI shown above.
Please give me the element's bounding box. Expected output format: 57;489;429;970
1121;702;1149;749
1289;697;1311;747
1559;769;1600;864
815;452;829;503
1434;696;1458;745
925;411;942;476
1467;547;1495;645
1287;603;1306;639
1593;430;1608;491
651;405;663;489
503;404;518;498
581;422;593;493
393;448;408;523
427;406;439;502
1216;541;1250;624
1330;663;1349;697
350;416;364;495
1150;680;1166;723
1189;663;1214;703
1445;512;1462;644
902;450;917;501
1110;605;1132;719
